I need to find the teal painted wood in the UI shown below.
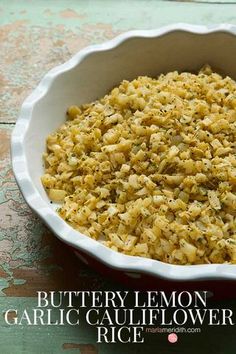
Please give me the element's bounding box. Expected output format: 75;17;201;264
1;1;236;353
1;0;236;28
1;0;236;123
1;297;236;354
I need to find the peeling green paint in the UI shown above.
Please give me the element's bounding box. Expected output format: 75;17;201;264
1;1;236;352
12;279;26;286
1;0;236;29
0;278;9;296
2;0;236;123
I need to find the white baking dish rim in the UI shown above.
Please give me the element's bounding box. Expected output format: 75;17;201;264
11;24;236;281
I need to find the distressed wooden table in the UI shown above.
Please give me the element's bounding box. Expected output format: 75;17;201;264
1;1;236;353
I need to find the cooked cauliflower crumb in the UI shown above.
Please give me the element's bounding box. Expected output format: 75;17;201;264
41;65;236;265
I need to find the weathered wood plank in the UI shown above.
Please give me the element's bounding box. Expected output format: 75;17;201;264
0;297;99;354
1;296;236;354
1;1;236;352
168;0;236;3
1;1;236;123
0;125;108;297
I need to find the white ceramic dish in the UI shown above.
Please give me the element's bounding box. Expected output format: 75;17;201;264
11;24;236;282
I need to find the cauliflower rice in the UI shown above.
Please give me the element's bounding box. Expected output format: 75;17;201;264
41;65;236;265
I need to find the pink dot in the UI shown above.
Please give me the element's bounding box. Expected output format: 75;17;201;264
168;333;178;343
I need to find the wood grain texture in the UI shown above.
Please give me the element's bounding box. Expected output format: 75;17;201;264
0;125;110;295
1;0;236;353
1;0;236;123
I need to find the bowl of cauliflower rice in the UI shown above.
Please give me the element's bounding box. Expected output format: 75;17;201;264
12;24;236;291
